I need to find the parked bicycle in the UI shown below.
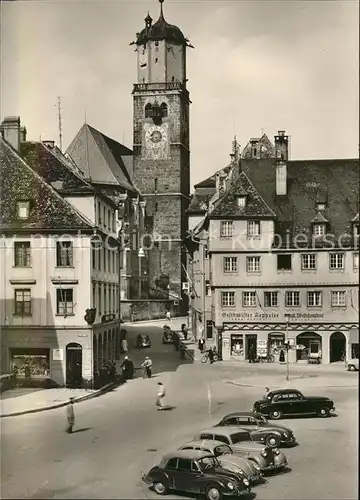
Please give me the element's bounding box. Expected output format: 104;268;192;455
258;353;275;363
201;351;219;363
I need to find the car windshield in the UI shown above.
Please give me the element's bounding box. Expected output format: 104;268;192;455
231;432;252;444
214;445;233;456
198;457;219;471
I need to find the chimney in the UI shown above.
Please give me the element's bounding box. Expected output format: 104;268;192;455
20;126;27;143
43;140;55;148
1;116;20;151
274;130;289;161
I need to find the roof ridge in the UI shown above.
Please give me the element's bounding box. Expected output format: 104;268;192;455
1;137;93;229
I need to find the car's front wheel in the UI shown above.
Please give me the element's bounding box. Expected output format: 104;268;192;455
265;434;280;447
205;485;222;500
318;407;330;418
269;410;282;420
153;481;168;495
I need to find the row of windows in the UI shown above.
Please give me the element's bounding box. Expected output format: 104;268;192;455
220;220;260;238
97;200;116;232
221;290;353;308
220;220;360;239
222;252;359;273
13;285;119;317
14;241;74;268
13;288;76;316
92;246;119;274
12;241;119;274
92;283;119;317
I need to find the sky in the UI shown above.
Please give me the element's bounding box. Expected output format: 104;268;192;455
1;0;359;187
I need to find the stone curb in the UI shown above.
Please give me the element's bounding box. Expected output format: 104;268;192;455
228;380;358;389
0;382;117;419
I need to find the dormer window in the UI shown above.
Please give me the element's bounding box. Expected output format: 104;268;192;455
17;201;30;219
237;196;246;207
313;223;326;236
317;203;326;211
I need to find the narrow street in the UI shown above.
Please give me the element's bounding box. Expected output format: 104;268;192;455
1;325;358;499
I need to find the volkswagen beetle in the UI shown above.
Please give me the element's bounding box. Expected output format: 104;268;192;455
142;450;251;499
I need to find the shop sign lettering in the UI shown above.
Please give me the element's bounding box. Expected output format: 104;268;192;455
221;311;324;321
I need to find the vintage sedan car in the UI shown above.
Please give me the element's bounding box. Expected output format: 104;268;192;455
346;358;359;371
179;440;264;485
136;334;151;348
193;428;288;474
215;412;297;448
142;450;251;499
253;389;335;419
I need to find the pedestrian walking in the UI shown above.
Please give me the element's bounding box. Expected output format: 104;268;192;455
121;338;128;354
208;348;214;364
142;356;153;378
263;387;270;399
198;338;205;353
165;311;171;323
156;382;166;410
120;355;134;381
279;349;285;363
181;323;188;341
66;397;75;433
248;346;255;363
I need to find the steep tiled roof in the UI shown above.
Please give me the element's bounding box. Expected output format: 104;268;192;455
240;158;359;242
187;192;214;214
66;124;136;192
194;165;232;189
21;142;94;194
210;171;276;218
0;138;93;231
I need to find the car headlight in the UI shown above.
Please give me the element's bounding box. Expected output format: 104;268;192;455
253;464;261;471
237;468;245;476
274;448;280;455
243;478;250;487
261;450;267;457
227;482;235;490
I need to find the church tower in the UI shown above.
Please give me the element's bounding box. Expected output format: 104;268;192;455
131;0;192;312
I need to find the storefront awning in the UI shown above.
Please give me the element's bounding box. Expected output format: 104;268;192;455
269;333;285;338
349;328;359;344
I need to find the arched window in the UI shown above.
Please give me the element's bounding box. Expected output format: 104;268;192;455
145;103;152;118
160;103;168;118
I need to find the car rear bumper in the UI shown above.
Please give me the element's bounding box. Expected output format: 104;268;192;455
281;437;297;446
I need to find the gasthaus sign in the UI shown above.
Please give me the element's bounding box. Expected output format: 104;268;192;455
221;311;324;321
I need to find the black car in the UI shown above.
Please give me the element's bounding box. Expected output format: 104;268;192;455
215;412;297;448
142;450;251;499
136;334;151;348
252;389;335;419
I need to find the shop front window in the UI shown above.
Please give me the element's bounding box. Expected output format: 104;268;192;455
10;348;50;378
231;334;244;356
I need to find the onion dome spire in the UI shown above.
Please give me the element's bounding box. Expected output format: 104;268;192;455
131;0;193;47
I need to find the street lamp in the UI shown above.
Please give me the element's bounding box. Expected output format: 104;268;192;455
138;247;145;299
284;313;291;381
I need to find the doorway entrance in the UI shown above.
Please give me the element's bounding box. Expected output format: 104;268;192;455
330;332;346;362
246;334;257;360
66;343;83;387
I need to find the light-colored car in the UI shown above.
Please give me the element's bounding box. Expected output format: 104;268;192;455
193;428;288;473
179;440;264;485
346;358;359;371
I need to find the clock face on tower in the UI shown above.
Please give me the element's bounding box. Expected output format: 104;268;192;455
143;123;169;159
